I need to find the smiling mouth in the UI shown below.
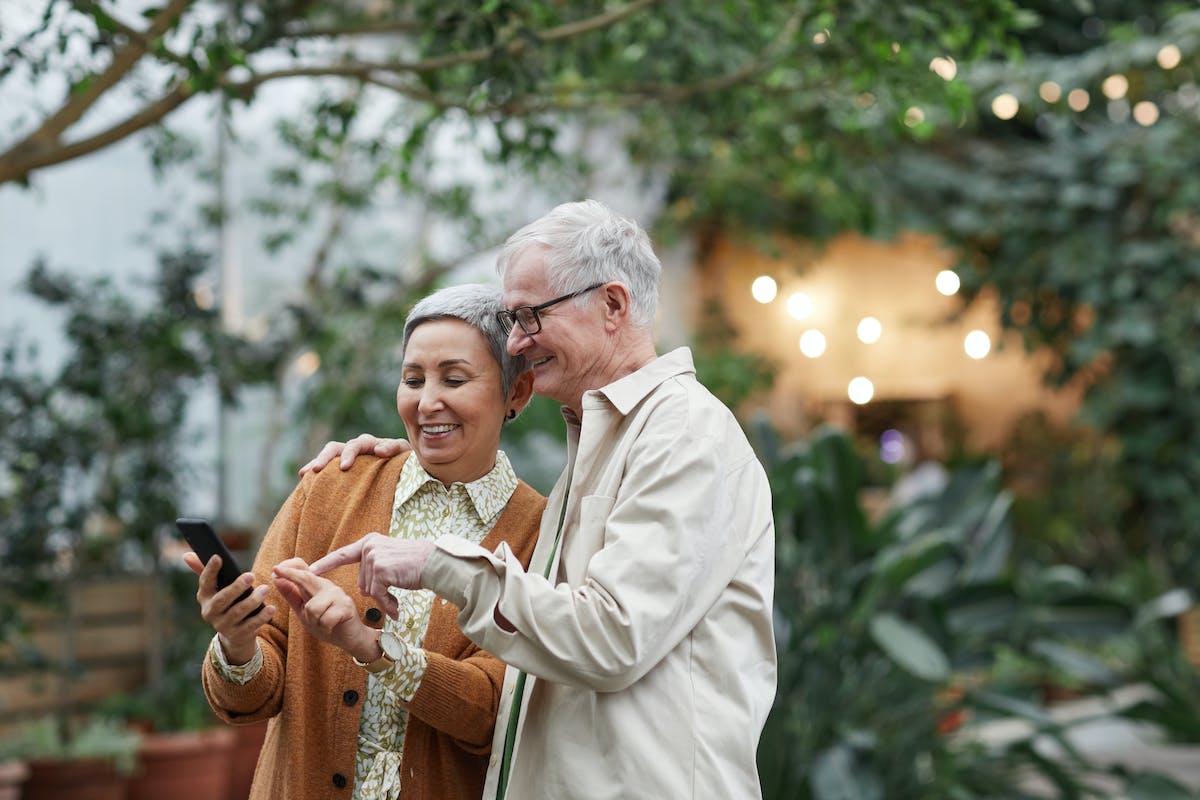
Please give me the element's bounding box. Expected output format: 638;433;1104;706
421;424;459;435
531;356;553;368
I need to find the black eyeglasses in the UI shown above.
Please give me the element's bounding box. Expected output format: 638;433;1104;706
495;283;604;336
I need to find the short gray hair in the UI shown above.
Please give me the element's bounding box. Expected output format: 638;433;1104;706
402;284;527;400
496;199;661;329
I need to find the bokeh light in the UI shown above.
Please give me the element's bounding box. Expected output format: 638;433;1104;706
799;329;826;358
751;276;777;304
848;376;874;405
992;93;1019;120
857;316;882;344
964;330;991;360
786;292;813;320
935;270;960;296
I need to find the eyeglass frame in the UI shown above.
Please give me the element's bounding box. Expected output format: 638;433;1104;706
495;282;605;336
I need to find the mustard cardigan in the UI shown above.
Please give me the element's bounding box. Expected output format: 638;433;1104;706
202;453;545;800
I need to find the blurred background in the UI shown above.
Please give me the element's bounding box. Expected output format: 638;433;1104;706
1;1;1199;797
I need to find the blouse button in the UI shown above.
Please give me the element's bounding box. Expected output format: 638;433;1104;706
342;689;359;706
365;607;383;623
332;773;347;789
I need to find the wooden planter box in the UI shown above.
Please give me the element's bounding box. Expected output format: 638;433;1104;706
0;576;153;737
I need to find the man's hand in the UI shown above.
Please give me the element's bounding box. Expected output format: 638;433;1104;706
272;558;377;660
298;434;411;475
310;533;435;619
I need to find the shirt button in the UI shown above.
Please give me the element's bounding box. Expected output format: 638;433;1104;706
332;773;347;789
489;755;497;767
342;689;359;706
406;618;415;630
365;608;383;623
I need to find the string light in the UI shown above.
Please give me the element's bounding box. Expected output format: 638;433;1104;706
1158;44;1182;70
799;329;826;358
935;270;960;296
1133;100;1160;126
1039;81;1062;103
1067;88;1090;111
857;317;882;344
930;57;957;81
1101;74;1129;100
295;351;321;377
992;93;1019;120
848;377;875;405
786;292;814;320
905;107;926;126
751;276;777;304
964;331;991;360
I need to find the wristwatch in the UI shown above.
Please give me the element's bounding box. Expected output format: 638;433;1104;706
353;630;401;673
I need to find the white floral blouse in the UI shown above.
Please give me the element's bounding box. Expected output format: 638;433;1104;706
212;451;517;800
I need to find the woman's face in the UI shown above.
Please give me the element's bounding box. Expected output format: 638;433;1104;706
397;319;513;486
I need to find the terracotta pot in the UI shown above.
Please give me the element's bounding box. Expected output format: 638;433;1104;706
23;757;128;800
0;760;29;800
127;728;235;800
225;720;269;800
1180;606;1200;669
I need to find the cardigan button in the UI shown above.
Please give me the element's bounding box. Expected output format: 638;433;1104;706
342;689;359;706
365;607;383;623
332;773;347;789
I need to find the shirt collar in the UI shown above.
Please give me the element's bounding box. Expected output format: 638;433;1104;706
589;346;696;416
394;450;518;524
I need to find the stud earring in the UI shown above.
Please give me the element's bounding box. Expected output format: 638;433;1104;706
506;409;517;420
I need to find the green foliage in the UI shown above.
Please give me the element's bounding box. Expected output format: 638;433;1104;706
690;299;777;413
758;424;1186;800
888;8;1200;588
0;249;280;728
0;716;141;774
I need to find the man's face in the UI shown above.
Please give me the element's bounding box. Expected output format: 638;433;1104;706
501;247;605;409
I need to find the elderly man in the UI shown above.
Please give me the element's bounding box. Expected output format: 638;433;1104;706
308;200;776;799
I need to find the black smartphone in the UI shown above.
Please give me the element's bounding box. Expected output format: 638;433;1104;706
176;517;264;616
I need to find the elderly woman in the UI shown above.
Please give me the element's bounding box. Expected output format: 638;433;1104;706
184;284;544;800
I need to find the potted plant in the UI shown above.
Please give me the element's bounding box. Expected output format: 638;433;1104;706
0;251;281;798
6;716;140;800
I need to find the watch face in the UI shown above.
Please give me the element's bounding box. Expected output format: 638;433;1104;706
379;631;404;661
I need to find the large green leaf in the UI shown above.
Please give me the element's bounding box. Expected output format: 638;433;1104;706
810;742;883;800
868;612;950;682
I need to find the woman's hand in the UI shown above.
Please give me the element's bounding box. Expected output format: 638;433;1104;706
184;551;275;666
298;434;411;475
272;558;379;662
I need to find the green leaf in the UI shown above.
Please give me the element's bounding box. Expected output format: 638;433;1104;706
869;612;950;681
811;743;883;800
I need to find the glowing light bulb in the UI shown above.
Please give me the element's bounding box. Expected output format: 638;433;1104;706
992;93;1019;120
1039;82;1062;103
751;276;777;304
935;270;960;296
964;330;991;360
1101;74;1128;100
1158;45;1182;70
857;316;882;344
848;377;875;405
786;292;813;320
799;329;826;358
1133;101;1160;126
295;351;321;377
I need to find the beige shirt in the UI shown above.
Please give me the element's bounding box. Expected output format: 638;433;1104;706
423;347;777;800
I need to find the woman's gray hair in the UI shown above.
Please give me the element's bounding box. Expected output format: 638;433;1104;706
401;284;528;403
496;199;661;329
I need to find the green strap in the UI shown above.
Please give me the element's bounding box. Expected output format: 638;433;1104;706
496;469;572;799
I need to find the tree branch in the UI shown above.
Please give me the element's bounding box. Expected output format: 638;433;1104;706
0;84;193;183
239;0;659;87
35;0;194;142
